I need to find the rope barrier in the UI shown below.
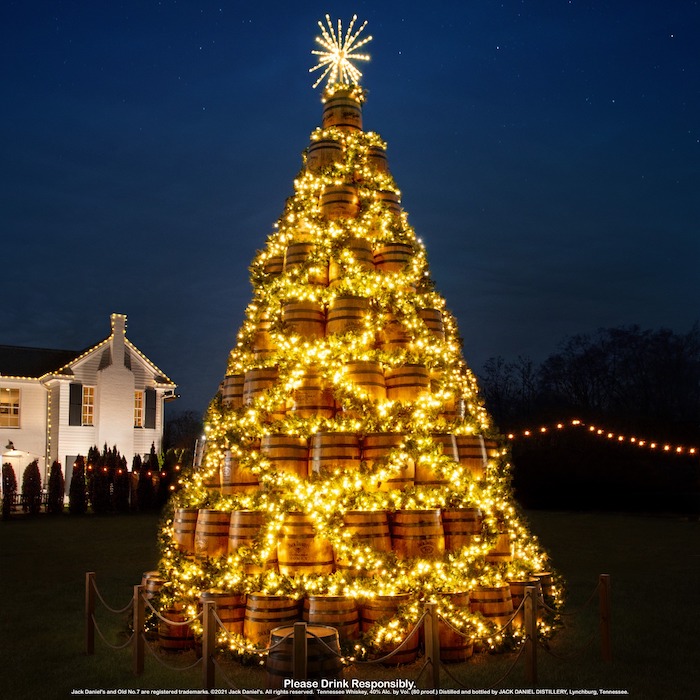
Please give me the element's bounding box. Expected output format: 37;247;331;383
540;580;601;618
91;613;135;650
91;579;134;615
143;596;203;626
538;632;598;661
141;633;202;672
305;627;344;659
351;611;428;665
208;611;294;654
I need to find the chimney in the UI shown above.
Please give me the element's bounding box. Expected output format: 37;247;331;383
110;313;127;366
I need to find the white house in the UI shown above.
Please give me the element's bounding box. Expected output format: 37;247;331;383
0;313;177;491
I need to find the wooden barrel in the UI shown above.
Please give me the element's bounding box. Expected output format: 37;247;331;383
374;242;413;272
263;254;284;278
438;592;474;662
252;313;277;361
200;591;246;635
309;431;361;474
534;571;555;599
321;184;359;220
307;138;343;171
228;509;263;547
141;571;164;600
485;532;514;563
390;510;445;559
385;364;430;402
260;434;308;479
172;507;198;554
283;242;328;286
220;457;258;494
303;596;360;640
158;609;194;651
277;512;334;576
442;508;483;552
326;295;369;334
289;367;334;419
377;314;410;351
244;593;300;647
415;433;459;487
243;367;279;405
221;374;245;408
322;90;363;131
362;433;414;490
282;301;325;338
455;435;499;480
345;361;386;401
328;238;374;286
335;510;392;572
470;585;514;630
375;190;401;216
266;624;343;688
419;308;445;340
360;594;418;665
194;509;231;559
367;145;389;173
508;579;541;629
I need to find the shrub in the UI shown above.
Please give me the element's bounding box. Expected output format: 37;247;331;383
47;461;65;515
21;460;42;515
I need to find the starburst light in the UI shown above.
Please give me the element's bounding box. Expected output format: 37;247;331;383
310;14;373;89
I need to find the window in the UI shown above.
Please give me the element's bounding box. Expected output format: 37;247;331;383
0;388;20;428
134;390;144;427
82;386;95;426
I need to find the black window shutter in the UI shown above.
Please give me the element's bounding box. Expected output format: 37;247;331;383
144;388;156;429
69;383;83;426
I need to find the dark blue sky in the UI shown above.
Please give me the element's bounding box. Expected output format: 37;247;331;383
3;1;698;415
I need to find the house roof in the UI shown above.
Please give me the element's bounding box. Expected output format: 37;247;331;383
0;345;84;378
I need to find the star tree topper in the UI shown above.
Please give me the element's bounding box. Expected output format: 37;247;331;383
310;14;373;89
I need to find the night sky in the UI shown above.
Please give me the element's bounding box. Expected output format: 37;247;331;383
3;1;698;416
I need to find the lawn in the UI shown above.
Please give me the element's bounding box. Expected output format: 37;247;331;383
1;510;698;699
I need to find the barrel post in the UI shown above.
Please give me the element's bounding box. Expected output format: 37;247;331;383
424;602;441;690
524;586;538;685
202;600;216;689
133;584;145;675
85;572;95;655
599;574;612;663
293;621;308;681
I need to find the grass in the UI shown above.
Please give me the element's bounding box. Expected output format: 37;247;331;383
1;510;698;699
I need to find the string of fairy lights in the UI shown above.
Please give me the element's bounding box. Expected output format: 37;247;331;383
506;419;698;457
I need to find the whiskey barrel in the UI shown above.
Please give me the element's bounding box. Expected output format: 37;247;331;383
345;361;386;401
243;367;279;405
158;608;194;652
377;315;410;351
442;508;483;552
326;295;369;334
283;242;328;286
414;433;459;487
228;509;263;549
243;594;300;647
438;592;474;662
199;591;246;635
322;90;363;131
470;585;514;630
266;625;342;688
194;509;231;559
309;431;361;474
282;301;325;338
289;368;334;419
303;596;360;640
172;507;198;554
307;138;343;171
328;237;374;286
259;434;308;479
360;593;418;665
252;313;277;361
220;451;258;494
321;184;359;220
390;510;445;559
141;571;164;600
419;308;445;340
385;364;430;402
335;510;392;572
277;512;334;576
455;435;499;480
485;532;514;563
221;374;245;408
367;145;389;173
362;433;414;490
375;190;401;216
508;579;541;629
374;242;413;272
263;254;284;278
534;571;555;600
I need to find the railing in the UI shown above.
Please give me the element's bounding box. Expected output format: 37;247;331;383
85;572;612;691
